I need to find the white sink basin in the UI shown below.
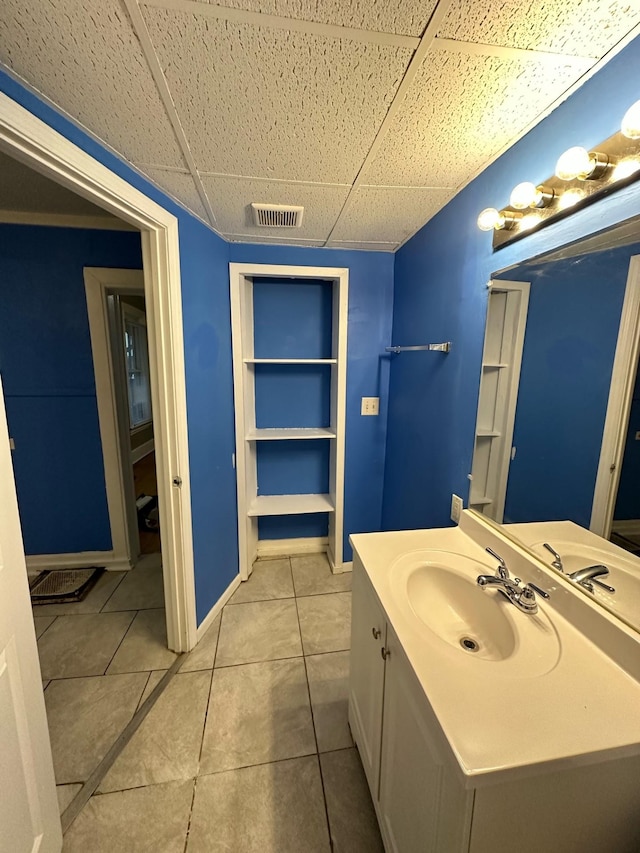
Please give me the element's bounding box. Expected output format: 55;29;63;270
390;550;561;677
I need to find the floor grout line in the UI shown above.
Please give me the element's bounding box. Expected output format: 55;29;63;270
292;579;334;849
100;609;141;676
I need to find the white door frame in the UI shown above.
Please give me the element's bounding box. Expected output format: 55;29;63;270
0;91;197;653
591;255;640;536
84;268;147;570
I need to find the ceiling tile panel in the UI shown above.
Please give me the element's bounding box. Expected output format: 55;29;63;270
438;0;640;58
362;49;583;188
139;167;211;221
190;0;439;37
143;8;413;183
329;185;455;246
0;1;186;169
201;175;350;239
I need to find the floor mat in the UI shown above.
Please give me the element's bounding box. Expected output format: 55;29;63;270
29;567;104;605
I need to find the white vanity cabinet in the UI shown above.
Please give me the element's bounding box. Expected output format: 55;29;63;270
349;552;640;853
349;559;472;853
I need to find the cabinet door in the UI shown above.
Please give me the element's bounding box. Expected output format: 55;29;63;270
378;628;471;853
348;559;387;798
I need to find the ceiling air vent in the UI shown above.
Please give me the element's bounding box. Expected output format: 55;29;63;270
251;203;304;228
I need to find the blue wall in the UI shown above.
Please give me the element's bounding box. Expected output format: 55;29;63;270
0;69;237;624
0;225;141;554
383;34;640;532
497;246;639;525
229;243;394;561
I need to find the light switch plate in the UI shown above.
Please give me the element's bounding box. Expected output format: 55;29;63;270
451;494;463;523
361;397;379;416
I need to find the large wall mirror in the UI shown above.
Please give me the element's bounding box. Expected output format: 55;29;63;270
469;213;640;631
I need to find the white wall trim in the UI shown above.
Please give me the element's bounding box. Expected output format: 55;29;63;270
332;560;353;575
257;537;328;557
196;573;240;641
85;268;145;575
26;551;130;573
591;255;640;537
0;209;136;230
131;439;155;465
0;90;197;653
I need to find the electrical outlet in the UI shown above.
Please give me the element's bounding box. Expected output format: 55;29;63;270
451;494;463;523
361;396;379;416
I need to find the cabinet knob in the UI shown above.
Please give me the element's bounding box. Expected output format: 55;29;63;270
381;647;390;661
372;627;381;640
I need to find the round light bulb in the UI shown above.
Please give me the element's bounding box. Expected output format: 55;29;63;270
555;146;592;181
477;207;503;231
621;100;640;140
509;182;538;210
612;158;640;181
518;213;541;232
557;188;585;210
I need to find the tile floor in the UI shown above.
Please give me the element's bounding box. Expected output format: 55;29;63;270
36;552;383;851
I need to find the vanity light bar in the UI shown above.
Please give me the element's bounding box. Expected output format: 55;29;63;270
479;100;640;250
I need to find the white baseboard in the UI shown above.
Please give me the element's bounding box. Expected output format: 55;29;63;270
257;537;328;558
131;439;155;465
196;573;241;641
26;551;132;572
332;560;353;575
612;519;640;536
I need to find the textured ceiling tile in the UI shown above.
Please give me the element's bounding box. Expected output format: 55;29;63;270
139;167;211;222
362;49;583;188
226;234;326;245
201;175;350;239
0;0;185;168
329;186;455;245
191;0;439;37
143;8;413;183
438;0;640;57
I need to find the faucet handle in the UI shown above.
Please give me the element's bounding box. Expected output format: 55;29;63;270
525;582;550;600
486;547;509;579
543;543;563;572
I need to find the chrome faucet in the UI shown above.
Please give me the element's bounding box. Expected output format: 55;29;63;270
568;564;616;594
543;543;564;572
477;548;550;614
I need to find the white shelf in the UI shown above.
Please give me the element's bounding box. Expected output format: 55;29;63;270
244;358;337;364
470;496;493;507
482;362;508;369
248;493;335;517
246;428;336;441
476;429;501;438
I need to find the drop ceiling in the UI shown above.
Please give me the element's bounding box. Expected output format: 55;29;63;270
1;0;639;250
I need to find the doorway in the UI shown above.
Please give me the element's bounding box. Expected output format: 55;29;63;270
0;90;196;850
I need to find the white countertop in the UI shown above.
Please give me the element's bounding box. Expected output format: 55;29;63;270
350;524;640;787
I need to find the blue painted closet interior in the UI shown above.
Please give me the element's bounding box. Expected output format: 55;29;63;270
253;276;333;540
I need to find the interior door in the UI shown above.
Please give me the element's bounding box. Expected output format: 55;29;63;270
0;374;61;852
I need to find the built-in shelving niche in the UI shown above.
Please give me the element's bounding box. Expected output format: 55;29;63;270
230;264;348;579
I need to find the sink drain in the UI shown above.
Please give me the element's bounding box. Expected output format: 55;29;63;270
460;637;479;653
